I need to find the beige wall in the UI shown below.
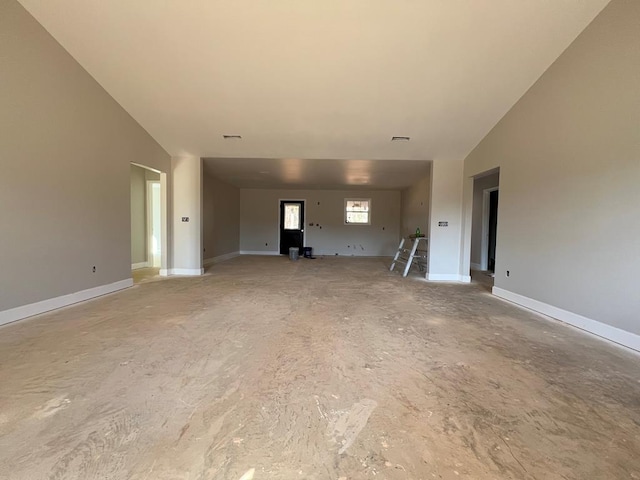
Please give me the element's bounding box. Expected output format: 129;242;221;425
130;165;147;265
428;159;466;280
470;171;500;268
171;157;202;274
240;189;401;256
400;170;431;239
0;0;170;315
203;174;240;260
464;0;640;335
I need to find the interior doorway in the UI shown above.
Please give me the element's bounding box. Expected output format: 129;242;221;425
470;169;500;282
279;200;305;255
147;181;161;267
131;163;166;282
483;188;499;272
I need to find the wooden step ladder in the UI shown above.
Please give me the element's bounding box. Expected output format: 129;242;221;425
390;235;428;277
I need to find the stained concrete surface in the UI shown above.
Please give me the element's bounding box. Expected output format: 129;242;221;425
132;267;160;285
0;256;639;479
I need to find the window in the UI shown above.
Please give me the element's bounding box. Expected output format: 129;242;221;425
283;203;302;230
345;198;371;225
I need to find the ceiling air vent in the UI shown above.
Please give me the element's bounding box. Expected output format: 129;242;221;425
391;136;410;141
223;135;242;139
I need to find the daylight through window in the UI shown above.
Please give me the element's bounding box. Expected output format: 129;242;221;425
284;204;301;230
345;199;370;225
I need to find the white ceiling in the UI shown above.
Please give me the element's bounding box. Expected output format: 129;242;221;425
203;158;430;190
19;0;609;176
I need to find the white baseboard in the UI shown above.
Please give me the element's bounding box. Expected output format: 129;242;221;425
171;268;204;276
471;262;482;271
239;251;281;256
131;262;149;270
157;268;203;276
203;251;240;266
427;273;471;283
0;279;133;327
493;287;640;352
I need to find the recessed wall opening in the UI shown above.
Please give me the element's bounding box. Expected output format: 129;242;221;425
147;181;162;268
130;163;166;283
470;168;500;287
204;157;431;259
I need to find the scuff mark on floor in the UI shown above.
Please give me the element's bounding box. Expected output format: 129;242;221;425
326;398;378;454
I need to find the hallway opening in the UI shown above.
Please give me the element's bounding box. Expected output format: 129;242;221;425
130;163;166;282
470;168;500;283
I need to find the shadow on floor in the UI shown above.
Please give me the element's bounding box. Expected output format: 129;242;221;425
471;269;494;292
132;267;160;284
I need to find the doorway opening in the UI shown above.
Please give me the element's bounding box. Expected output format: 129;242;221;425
483;187;499;273
279;200;305;255
147;181;161;268
470;169;500;288
130;163;166;283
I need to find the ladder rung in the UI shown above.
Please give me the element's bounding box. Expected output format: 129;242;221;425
391;236;429;277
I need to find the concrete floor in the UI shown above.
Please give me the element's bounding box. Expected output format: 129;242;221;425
132;267;160;285
0;256;638;479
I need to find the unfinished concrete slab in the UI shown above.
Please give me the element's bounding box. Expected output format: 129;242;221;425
0;257;638;479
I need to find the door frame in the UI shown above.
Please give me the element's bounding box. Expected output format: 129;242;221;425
132;162;168;275
480;187;499;271
278;198;306;254
146;180;161;268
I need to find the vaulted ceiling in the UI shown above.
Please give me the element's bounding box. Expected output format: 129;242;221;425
20;0;609;165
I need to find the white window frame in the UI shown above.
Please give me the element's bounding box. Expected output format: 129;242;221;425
344;198;371;225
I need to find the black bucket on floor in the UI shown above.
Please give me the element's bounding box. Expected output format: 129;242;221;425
302;247;315;259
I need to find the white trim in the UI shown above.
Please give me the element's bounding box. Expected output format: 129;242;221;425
131;162;160;174
203;251;240;266
131;163;167;274
480;186;499;271
0;279;133;327
159;268;170;277
131;261;149;270
146;180;161;268
470;262;482;271
146;180;153;267
159;172;169;275
171;268;204;276
493;287;640;352
240;250;281;256
344;198;372;225
427;273;471;282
